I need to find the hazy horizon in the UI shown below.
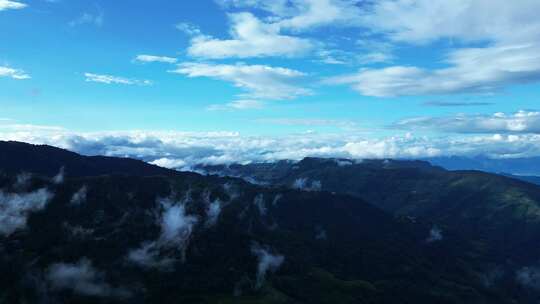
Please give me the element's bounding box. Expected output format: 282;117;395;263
2;0;540;167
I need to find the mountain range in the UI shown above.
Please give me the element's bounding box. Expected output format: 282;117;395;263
2;141;540;303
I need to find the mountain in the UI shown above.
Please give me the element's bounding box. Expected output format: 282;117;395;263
0;142;525;303
0;140;179;178
503;174;540;186
199;158;540;268
426;156;540;176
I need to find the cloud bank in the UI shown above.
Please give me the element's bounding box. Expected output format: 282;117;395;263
4;119;540;170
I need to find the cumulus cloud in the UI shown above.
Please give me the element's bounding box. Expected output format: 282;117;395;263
251;243;284;288
171;62;311;100
328;1;540;97
218;0;363;31
128;196;198;268
134;54;177;64
394;111;540;134
0;66;30;80
84;73;152;86
186;12;313;59
329;44;540;97
0;0;26;11
47;258;130;298
207;100;264;111
362;0;540;44
0;188;53;236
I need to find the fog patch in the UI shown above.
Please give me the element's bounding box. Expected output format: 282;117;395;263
481;267;504;287
292;178;322;191
251;243;284;289
426;226;443;243
254;194;267;216
335;159;354;167
271;194;282;206
46;258;130;298
223;182;240;200
128;196;198;268
70;185;88;205
205;198;222;227
0;188;53;236
127;242;175;270
64;223;94;239
516;266;540;290
14;172;32;190
242;176;268;186
315;226;327;240
52;167;65;184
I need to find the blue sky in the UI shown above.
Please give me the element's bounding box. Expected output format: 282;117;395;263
1;0;540;166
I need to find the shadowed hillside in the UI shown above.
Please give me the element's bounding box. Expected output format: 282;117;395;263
0;143;526;303
0;141;179;178
199;158;540;272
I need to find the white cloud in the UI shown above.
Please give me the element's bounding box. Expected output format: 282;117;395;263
362;0;540;45
0;66;30;80
326;1;540;97
219;0;363;31
52;167;64;184
187;12;313;59
84;73;152;86
207;100;264;111
171;62;311;100
134;54;177;64
329;43;540;97
251;243;284;288
47;258;130;298
394;111;540;134
0;0;26;11
292;177;322;191
69;12;104;27
0;188;53;236
5;124;540;169
176;22;202;36
128;196;198;268
426;226;443;243
70;185;88;205
272;0;363;31
204;197;222;227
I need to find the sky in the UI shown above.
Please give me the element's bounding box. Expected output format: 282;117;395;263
1;0;540;168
